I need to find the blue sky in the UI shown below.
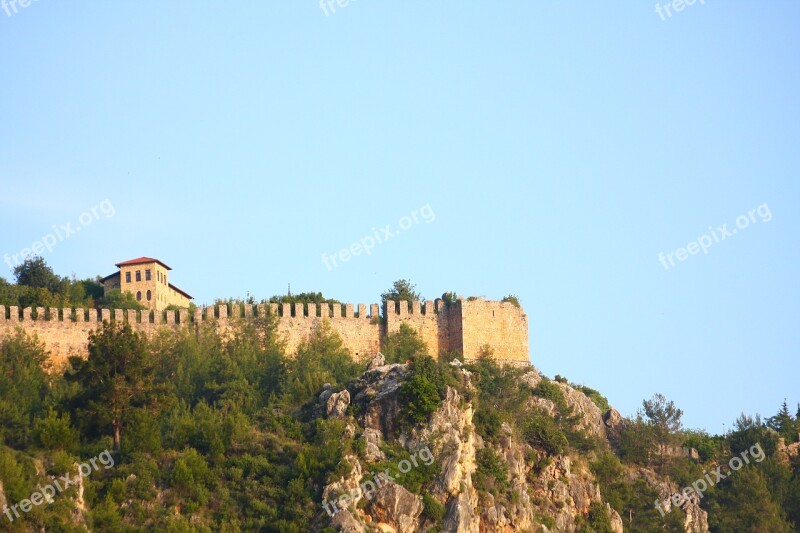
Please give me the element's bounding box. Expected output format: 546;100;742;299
1;2;798;433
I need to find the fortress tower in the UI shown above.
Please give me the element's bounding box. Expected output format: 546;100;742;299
101;257;192;311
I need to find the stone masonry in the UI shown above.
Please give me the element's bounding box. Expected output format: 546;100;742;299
0;298;529;368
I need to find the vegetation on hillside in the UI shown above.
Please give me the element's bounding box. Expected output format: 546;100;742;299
0;275;798;531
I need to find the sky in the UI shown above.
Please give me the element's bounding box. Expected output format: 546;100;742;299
1;1;798;433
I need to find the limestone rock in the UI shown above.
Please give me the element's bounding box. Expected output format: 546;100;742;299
327;390;351;420
361;428;386;462
367;482;423;533
367;352;385;370
330;509;366;532
354;364;408;437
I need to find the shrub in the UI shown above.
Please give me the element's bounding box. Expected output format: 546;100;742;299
475;447;510;493
585;501;614;533
399;371;441;426
501;295;521;307
532;379;569;415
422;493;445;522
33;409;79;452
577;385;610;412
521;413;568;456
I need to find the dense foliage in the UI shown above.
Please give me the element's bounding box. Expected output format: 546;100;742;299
0;275;797;530
0;257;136;311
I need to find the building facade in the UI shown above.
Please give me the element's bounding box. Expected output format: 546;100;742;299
102;257;192;311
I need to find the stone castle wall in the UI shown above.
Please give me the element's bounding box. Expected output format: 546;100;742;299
0;298;529;368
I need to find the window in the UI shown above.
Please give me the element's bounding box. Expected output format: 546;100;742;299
146;290;152;301
136;291;142;301
136;271;141;282
125;272;131;283
146;270;151;281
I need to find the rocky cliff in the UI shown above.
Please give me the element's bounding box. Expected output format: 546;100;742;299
317;358;708;532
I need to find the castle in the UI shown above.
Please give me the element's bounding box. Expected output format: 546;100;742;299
101;257;193;311
0;258;530;367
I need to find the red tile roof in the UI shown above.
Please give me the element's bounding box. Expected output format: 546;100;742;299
169;283;193;300
115;257;172;270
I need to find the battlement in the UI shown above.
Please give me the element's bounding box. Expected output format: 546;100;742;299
0;297;530;368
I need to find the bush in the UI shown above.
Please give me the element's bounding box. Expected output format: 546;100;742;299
422;493;445;522
475;447;510;494
521;413;568;456
584;501;614;533
399;371;441;426
34;409;79;452
532;379;569;415
577;385;610;412
501;295;521;308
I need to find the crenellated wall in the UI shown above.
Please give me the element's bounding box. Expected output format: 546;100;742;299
0;297;529;368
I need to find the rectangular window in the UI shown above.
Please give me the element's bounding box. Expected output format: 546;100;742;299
136;271;141;282
146;269;151;281
125;272;131;283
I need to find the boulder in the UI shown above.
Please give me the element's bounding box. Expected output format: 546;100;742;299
327;390;351;419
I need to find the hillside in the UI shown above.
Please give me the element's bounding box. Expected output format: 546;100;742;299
0;311;798;531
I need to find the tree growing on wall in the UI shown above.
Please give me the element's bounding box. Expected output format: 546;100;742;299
381;280;422;314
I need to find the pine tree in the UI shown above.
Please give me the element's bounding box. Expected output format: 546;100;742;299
768;400;796;443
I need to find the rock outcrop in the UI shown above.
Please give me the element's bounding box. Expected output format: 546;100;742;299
327;390;351;420
321;364;708;533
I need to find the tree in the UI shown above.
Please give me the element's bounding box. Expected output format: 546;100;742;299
0;330;52;447
269;292;340;305
501;294;521;308
97;289;146;310
705;466;793;532
285;321;359;406
768;400;797;443
382;323;428;363
399;356;444;426
67;322;157;450
13;256;63;292
381;279;422;306
642;393;683;470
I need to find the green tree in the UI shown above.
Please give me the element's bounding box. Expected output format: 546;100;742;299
67;322;158;450
0;330;52;447
13;256;63;292
269;291;340;305
500;294;521;308
383;323;428;363
642;393;683;470
381;279;422;308
767;400;797;443
705;466;793;532
97;289;146;310
285;321;359;406
399;361;442;426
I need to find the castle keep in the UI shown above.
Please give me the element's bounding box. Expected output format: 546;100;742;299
0;299;529;367
101;257;193;311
